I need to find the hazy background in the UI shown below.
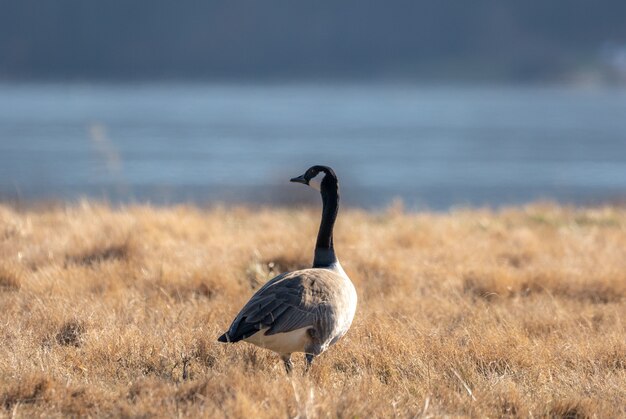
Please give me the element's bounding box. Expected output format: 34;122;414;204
1;1;625;208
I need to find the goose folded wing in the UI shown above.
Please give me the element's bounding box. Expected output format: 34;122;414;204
227;274;321;340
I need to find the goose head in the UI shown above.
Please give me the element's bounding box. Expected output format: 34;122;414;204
290;165;337;192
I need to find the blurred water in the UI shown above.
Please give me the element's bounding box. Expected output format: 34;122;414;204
0;83;625;209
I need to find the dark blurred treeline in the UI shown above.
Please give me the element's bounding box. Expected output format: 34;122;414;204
1;0;625;81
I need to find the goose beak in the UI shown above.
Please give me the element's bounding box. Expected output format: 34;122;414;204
290;174;308;185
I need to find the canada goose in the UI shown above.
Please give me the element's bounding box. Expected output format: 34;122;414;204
218;165;357;373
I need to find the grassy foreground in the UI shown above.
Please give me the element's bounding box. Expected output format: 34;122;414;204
0;202;625;418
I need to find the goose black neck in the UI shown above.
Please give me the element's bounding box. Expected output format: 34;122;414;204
313;173;339;267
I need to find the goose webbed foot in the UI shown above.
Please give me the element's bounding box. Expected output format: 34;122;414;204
281;354;293;374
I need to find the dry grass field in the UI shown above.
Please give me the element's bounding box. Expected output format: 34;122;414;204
0;201;625;418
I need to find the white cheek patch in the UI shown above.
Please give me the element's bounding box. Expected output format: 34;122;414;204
309;172;325;191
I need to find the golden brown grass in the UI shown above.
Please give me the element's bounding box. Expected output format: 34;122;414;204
0;201;625;418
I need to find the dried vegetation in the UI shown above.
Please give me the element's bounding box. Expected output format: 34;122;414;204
0;201;624;417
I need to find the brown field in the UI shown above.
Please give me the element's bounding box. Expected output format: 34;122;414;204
0;201;625;418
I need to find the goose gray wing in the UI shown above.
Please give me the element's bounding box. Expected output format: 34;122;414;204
218;269;339;342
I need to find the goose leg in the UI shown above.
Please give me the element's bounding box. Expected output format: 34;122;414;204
281;354;293;374
305;354;315;372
